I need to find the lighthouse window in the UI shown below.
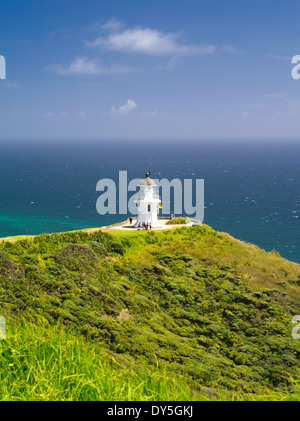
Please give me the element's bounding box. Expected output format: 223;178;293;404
148;205;151;212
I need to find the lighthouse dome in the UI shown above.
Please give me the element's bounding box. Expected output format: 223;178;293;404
139;172;157;187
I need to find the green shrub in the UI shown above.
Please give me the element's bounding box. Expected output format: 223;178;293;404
166;217;190;225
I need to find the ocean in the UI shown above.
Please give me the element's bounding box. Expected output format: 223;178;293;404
0;139;299;263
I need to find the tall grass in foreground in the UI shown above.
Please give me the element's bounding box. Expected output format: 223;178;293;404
0;321;299;401
0;321;195;401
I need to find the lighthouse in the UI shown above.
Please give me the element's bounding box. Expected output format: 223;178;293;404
134;172;161;228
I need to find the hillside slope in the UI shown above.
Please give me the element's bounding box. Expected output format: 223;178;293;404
0;225;299;398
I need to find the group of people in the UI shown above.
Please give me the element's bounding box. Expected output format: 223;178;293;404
137;221;152;230
128;217;152;230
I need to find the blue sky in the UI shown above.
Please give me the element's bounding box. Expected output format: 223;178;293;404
1;0;300;140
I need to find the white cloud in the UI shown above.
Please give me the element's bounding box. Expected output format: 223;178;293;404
79;110;93;118
246;93;300;117
46;56;138;75
260;93;289;100
87;24;215;56
44;112;55;118
266;54;290;61
76;81;103;86
242;112;250;118
141;109;158;117
260;93;300;112
111;99;137;115
2;80;19;88
221;45;243;55
84;18;124;34
102;18;124;33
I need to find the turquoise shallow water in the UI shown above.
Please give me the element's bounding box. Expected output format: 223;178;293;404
0;139;299;263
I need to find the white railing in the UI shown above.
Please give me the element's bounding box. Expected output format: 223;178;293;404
137;194;160;201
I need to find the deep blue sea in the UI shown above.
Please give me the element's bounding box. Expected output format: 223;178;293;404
0;139;299;263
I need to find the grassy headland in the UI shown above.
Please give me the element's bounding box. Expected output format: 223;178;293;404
0;224;299;400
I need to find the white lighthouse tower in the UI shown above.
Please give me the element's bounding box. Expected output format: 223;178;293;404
134;172;161;228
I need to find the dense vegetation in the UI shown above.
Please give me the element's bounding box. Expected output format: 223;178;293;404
0;224;299;400
0;322;194;401
166;217;190;225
